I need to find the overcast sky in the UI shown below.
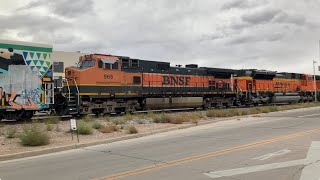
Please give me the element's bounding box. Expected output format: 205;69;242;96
1;0;320;74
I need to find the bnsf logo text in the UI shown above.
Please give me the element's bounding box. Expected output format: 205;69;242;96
162;76;191;85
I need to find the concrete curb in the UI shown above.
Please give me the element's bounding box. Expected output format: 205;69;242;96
1;105;319;162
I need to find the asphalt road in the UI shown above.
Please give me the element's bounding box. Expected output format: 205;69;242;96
2;106;320;180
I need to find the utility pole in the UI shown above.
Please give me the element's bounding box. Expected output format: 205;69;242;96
313;60;317;101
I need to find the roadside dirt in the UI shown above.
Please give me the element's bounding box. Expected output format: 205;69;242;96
0;115;199;155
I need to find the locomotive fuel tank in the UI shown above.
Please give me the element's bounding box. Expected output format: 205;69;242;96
271;93;301;104
145;97;203;109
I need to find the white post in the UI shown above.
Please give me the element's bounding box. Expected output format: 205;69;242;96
313;60;317;102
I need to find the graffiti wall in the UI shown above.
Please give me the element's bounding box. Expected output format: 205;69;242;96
0;40;53;110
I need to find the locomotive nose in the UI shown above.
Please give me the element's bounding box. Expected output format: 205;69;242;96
65;67;79;80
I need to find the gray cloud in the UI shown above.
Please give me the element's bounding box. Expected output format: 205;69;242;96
1;0;320;74
0;14;69;31
273;12;306;25
20;0;94;18
242;8;281;24
228;32;283;45
221;0;266;10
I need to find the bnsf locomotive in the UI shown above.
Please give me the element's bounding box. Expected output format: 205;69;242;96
55;53;319;116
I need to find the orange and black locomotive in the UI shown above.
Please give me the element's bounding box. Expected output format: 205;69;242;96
55;53;318;116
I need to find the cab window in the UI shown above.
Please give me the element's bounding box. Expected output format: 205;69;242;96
100;59;118;70
80;60;95;69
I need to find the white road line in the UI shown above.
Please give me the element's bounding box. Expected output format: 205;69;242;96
298;113;320;118
204;159;308;178
252;149;291;161
204;141;320;179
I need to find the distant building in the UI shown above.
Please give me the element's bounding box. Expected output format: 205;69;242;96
52;51;86;88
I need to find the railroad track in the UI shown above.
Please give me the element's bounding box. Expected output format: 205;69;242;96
0;103;313;124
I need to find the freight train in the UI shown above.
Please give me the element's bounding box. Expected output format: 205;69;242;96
54;53;320;116
1;39;320;120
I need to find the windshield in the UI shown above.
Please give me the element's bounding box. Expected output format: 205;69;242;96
80;60;95;69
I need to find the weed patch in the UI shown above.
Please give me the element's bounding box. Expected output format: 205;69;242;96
77;121;93;135
126;125;138;134
5;126;17;138
19;125;50;146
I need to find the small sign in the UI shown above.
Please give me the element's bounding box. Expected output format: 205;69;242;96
318;66;320;71
70;119;77;130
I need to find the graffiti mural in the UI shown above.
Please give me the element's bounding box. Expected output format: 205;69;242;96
0;40;53;112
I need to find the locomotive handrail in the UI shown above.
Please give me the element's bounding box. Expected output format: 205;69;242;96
74;78;80;106
65;79;71;101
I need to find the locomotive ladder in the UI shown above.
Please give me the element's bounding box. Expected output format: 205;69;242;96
65;78;79;115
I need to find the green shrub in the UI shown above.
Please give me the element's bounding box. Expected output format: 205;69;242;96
103;115;111;121
5;126;17;138
19;125;50;146
123;114;134;121
153;113;171;123
82;115;93;122
111;118;125;125
46;124;54;131
269;106;279;112
126;125;138;134
92;121;103;129
77;121;93;135
45;117;60;124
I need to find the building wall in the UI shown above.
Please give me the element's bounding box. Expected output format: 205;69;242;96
52;51;86;88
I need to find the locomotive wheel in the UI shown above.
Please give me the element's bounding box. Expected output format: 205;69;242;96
127;104;136;114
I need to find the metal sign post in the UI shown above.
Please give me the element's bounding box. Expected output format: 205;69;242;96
70;119;79;143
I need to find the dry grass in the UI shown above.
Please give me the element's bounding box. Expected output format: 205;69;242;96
5;126;17;138
111;118;126;125
204;102;320;119
99;122;120;133
92;121;103;129
46;124;54;131
146;111;157;119
206;109;229;117
153;113;171;123
45;117;60;124
169;115;186;124
126;125;138;134
99;126;114;133
82;115;93;122
123;113;134;121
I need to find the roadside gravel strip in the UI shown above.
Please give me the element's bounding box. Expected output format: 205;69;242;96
1;106;320;161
